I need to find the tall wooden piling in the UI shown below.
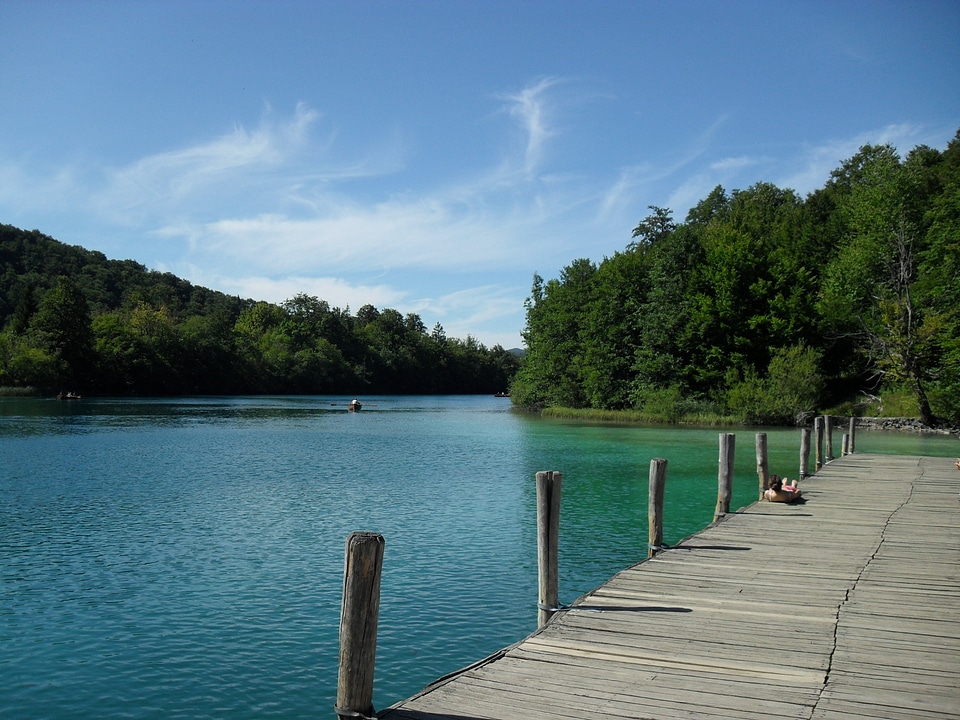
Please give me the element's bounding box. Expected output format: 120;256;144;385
842;433;849;456
714;433;735;523
648;458;667;558
799;427;811;479
825;415;834;462
536;471;562;628
815;416;824;470
848;416;856;454
336;531;385;720
755;433;769;500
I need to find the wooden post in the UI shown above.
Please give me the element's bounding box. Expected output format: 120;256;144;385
648;458;667;558
842;433;849;456
825;415;834;463
799;427;811;480
755;432;769;500
815;416;824;470
536;470;562;628
714;433;735;523
848;416;856;454
336;531;385;720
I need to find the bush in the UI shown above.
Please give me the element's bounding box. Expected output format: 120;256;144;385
726;344;824;425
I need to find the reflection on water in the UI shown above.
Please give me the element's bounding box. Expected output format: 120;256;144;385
1;396;956;718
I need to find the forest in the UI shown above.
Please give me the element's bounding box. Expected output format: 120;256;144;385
511;132;960;426
0;226;519;396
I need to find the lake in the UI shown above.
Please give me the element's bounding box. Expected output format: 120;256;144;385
1;395;956;718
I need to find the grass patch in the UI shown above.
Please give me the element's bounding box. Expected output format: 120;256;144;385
539;406;740;426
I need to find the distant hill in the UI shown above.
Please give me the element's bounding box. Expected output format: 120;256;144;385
0;224;520;396
0;224;250;324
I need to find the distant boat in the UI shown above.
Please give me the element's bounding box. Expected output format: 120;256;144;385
348;399;362;412
57;391;82;400
494;391;509;398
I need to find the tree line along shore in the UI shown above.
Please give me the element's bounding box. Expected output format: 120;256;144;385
0;226;519;397
510;131;960;428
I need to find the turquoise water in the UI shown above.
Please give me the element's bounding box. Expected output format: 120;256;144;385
1;396;956;718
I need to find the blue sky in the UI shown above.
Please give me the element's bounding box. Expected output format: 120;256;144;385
1;1;957;349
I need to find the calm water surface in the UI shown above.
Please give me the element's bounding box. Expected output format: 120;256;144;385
2;395;956;718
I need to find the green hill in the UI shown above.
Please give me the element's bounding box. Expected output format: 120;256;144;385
0;225;518;396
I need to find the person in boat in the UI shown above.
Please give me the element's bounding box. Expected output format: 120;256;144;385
764;475;801;503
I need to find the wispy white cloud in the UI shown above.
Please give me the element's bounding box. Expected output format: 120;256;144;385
499;77;562;177
97;104;317;216
597;151;760;224
597;164;651;221
710;156;760;172
140;81;600;278
184;271;408;311
169;194;557;277
598;116;738;220
424;284;527;348
85;103;410;232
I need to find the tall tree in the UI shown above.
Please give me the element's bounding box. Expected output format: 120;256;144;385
513;260;597;408
30;276;94;385
819;144;937;423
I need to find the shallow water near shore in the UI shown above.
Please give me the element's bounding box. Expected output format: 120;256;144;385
1;395;956;718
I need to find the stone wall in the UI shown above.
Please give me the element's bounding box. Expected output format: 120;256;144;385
851;416;958;435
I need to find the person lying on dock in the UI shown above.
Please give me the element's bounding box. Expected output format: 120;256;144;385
764;476;802;503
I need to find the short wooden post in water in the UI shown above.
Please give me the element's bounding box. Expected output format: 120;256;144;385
336;531;385;720
714;433;735;523
799;427;811;480
536;470;562;628
648;458;667;558
825;415;834;462
815;416;824;470
755;432;769;500
848;416;856;454
842;433;849;456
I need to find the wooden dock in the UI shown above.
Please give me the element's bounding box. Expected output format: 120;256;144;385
379;454;960;719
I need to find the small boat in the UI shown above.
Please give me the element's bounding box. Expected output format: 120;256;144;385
494;391;510;398
57;391;82;400
348;399;362;412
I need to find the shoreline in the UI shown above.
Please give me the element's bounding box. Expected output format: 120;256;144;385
532;404;960;436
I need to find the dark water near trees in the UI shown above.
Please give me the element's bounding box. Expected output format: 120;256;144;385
2;396;956;718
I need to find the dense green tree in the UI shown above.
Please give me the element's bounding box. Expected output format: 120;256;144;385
512;260;597;408
9;278;38;335
917;132;960;418
580;248;648;408
631;222;702;400
726;344;824;424
819;144;940;423
30;276;94;385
